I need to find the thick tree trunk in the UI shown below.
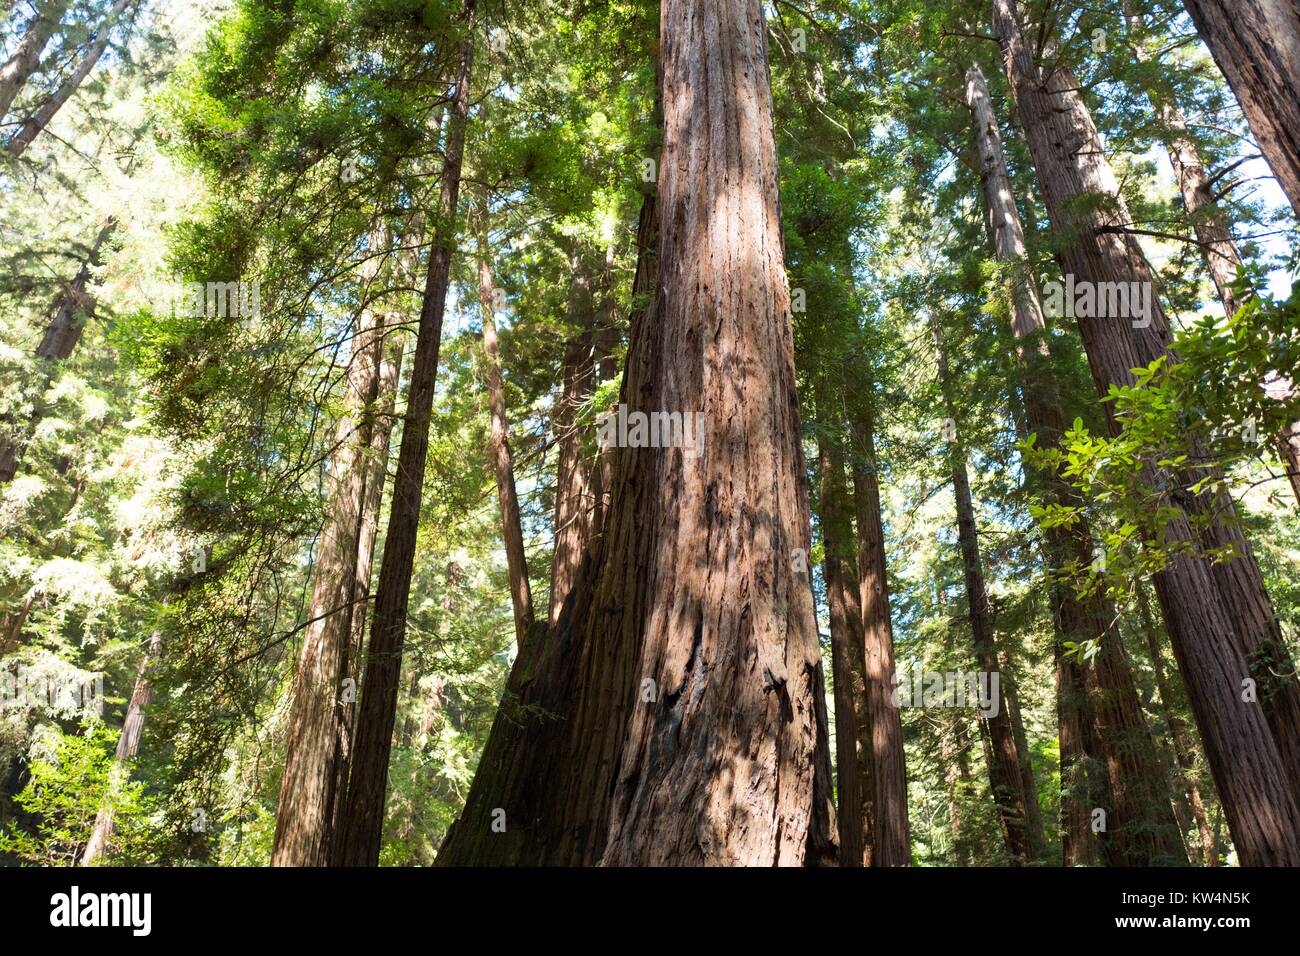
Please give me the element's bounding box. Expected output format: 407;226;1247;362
5;0;135;158
818;439;873;867
0;0;68;120
992;0;1300;865
847;413;909;865
439;0;838;867
475;232;535;644
435;195;662;868
1180;0;1300;217
601;0;831;864
81;632;161;865
933;321;1030;863
0;217;116;483
273;236;390;867
548;259;597;625
336;0;475;866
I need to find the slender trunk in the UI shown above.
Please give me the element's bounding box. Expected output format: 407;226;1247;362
941;714;970;865
818;439;873;867
5;0;135;158
81;632;161;865
1137;585;1219;866
0;217;116;483
273;233;390;867
992;0;1300;864
847;412;909;865
933;320;1030;863
475;231;535;644
0;0;68;120
548;258;597;625
328;330;404;863
999;650;1046;860
1179;0;1300;217
336;0;476;866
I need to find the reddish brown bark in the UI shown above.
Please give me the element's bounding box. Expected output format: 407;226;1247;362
848;414;909;865
819;439;873;867
439;0;837;866
274;235;390;867
1180;0;1300;217
81;632;161;865
548;260;598;626
336;0;476;866
992;0;1300;864
475;231;535;645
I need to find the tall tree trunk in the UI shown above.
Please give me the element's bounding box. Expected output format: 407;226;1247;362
818;438;873;867
600;0;831;864
991;0;1300;864
336;0;476;866
999;649;1046;860
81;632;161;865
435;195;662;868
1137;584;1219;866
1179;0;1300;217
1125;3;1300;533
273;233;390;867
439;0;839;867
475;229;535;644
966;59;1185;864
0;216;116;483
932;319;1030;863
5;0;135;158
0;0;67;120
548;258;597;625
941;713;971;865
847;410;909;865
329;330;404;860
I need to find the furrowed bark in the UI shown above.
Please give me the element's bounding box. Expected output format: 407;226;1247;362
1179;0;1300;217
848;411;909;865
329;331;404;861
435;195;662;868
548;258;598;625
966;60;1184;863
992;0;1300;864
336;0;476;866
600;0;830;865
818;438;873;867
